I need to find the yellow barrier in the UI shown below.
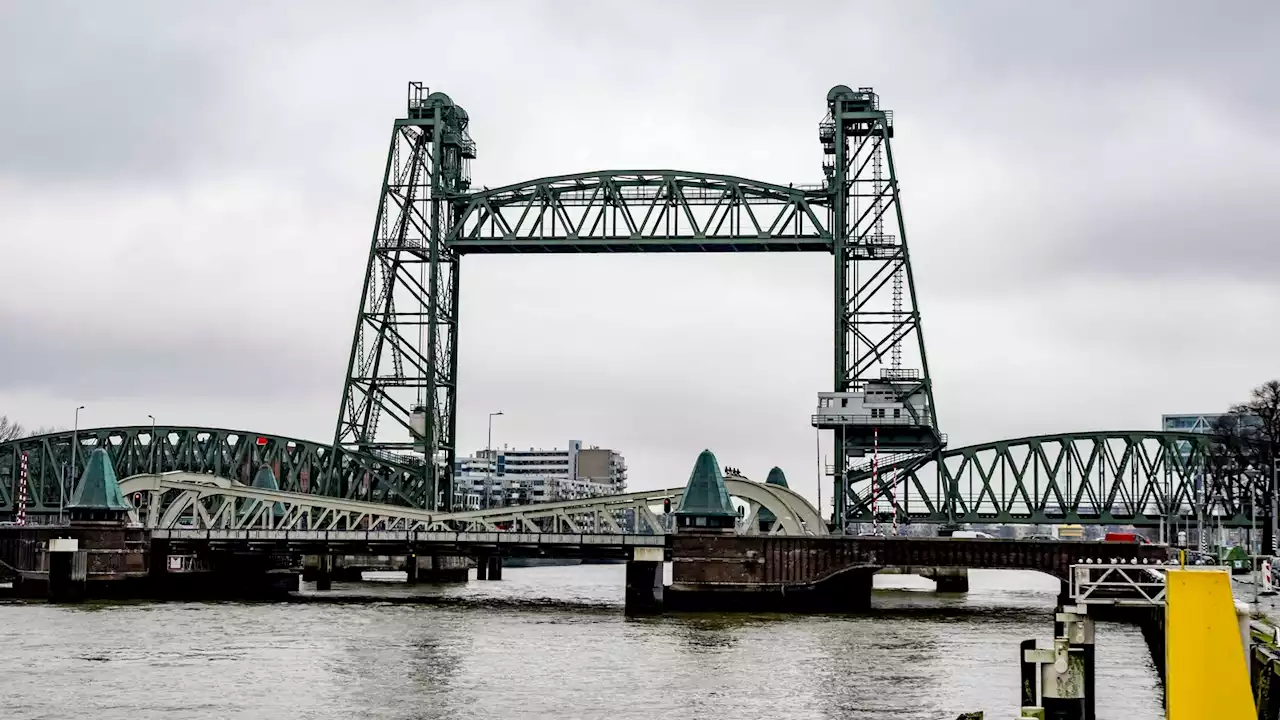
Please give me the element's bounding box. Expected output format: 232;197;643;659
1165;568;1254;719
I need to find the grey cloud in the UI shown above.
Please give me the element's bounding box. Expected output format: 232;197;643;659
929;1;1279;118
2;1;1278;498
0;3;237;182
0;308;341;401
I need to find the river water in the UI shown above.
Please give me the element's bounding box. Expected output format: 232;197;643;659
0;566;1161;719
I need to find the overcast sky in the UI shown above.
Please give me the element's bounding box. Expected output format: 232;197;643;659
2;1;1277;514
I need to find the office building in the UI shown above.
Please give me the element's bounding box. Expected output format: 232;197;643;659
452;440;627;509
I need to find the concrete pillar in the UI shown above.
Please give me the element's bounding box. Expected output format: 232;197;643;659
848;568;873;611
625;548;665;616
476;554;489;581
410;555;469;583
405;553;419;583
1039;636;1086;719
1022;617;1091;720
149;537;171;592
315;555;333;591
1060;607;1095;720
822;566;875;611
263;569;299;598
47;538;86;604
931;567;969;593
486;554;503;581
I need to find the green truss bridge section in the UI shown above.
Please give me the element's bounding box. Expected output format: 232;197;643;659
446;170;832;253
846;430;1257;527
0;426;422;517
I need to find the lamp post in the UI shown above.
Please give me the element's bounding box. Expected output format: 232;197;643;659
486;411;503;510
148;415;157;474
1272;457;1279;557
67;405;85;522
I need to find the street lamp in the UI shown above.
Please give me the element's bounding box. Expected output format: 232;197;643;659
486;411;503;510
148;415;157;474
1273;457;1280;557
67;405;85;523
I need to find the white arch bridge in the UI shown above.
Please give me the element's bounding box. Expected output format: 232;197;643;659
117;471;826;538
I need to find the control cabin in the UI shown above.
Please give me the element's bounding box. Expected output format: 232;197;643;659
812;380;942;455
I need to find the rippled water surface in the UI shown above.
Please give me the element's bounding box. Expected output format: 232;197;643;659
0;566;1162;719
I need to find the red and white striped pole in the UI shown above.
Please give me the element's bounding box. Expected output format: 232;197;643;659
890;465;900;536
871;427;880;535
16;451;29;526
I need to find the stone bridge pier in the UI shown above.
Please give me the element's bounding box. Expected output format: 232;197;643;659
878;566;971;593
665;534;1169;613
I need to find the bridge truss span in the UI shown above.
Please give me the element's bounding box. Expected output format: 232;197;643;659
846;430;1254;527
446;170;832;253
117;472;827;537
0;426;423;514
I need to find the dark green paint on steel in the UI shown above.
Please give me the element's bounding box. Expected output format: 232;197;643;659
765;467;789;488
334;84;941;518
676;450;737;518
758;467;789;525
251;465;287;517
843;430;1254;526
68;448;132;511
0;426;423;515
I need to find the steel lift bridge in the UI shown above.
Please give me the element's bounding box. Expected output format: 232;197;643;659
0;83;1256;531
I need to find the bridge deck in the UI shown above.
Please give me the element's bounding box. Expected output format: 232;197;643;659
152;529;665;559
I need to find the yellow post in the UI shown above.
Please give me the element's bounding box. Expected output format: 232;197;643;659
1165;568;1255;719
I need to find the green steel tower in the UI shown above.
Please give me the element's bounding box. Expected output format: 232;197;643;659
812;86;942;530
334;83;474;509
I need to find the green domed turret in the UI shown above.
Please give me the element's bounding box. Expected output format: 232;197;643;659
758;466;789;531
675;450;737;532
68;448;132;522
251;465;286;518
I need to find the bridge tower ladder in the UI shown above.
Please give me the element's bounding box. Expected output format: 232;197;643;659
332;82;475;509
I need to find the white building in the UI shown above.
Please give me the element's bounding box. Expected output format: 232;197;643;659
452;440;627;510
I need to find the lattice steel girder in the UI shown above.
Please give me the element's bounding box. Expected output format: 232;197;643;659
116;472;826;537
336;85;942;527
335;89;468;510
0;426;423;512
825;85;941;525
845;430;1257;526
834;102;933;401
444;171;831;253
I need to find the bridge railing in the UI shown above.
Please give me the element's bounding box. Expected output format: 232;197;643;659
1069;562;1170;607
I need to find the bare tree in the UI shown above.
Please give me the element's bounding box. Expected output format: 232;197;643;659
1234;380;1280;456
0;418;69;442
0;416;24;442
25;426;66;437
1211;380;1280;550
